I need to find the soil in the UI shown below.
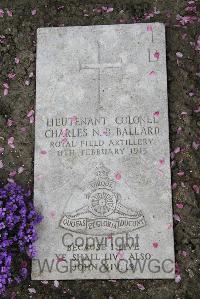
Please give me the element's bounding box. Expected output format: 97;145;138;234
0;0;200;298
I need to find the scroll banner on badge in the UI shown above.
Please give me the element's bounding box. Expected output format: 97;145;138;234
59;215;146;235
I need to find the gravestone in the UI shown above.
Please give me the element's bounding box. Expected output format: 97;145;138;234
32;23;175;280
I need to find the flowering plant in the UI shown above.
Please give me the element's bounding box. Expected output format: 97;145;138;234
0;182;42;294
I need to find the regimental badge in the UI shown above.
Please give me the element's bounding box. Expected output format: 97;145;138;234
60;163;146;235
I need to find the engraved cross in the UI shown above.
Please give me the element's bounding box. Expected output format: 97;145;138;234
79;41;122;108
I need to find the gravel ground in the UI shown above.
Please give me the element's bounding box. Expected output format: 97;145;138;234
0;0;200;298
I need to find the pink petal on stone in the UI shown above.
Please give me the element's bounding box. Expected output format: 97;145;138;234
70;115;77;124
176;203;184;209
152;241;159;248
136;283;145;290
27;109;34;117
172;182;177;190
188;91;194;97
8;72;16;79
8;137;15;148
147;24;153;31
182;250;187;257
31;9;37;16
192;185;199;194
15;57;20;64
62;137;68;144
116;250;124;259
176;52;183;58
3;82;9;89
102;131;108;136
25;80;30;86
153;111;160;117
175;274;181;283
153;51;160;60
18;166;24;174
4;88;8;96
181;111;187;116
0;160;3;168
173;213;181;222
181;182;186;188
159;158;165;166
149;70;156;76
106;7;113;13
93;8;102;13
176;127;182;134
115;172;121;181
177;171;184;176
7;118;14;127
54;280;59;288
9;170;17;177
28;288;36;294
192;141;199;150
0;147;4;154
0;9;4;17
57;6;65;10
29;116;34;123
174;147;181;154
7;10;13;17
194;106;200;113
40;150;47;155
101;6;107;11
170;152;175;159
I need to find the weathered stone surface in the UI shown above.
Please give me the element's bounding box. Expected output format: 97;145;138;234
32;23;175;280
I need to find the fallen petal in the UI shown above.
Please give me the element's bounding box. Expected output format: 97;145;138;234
40;150;47;155
0;9;4;17
174;147;181;154
31;9;37;16
115;172;121;181
147;24;153;31
136;283;145;290
7;9;13;17
176;203;184;209
152;241;159;248
8;72;16;79
173;213;181;222
192;185;199;194
14;57;20;64
153;111;160;117
175;274;181;283
54;280;59;288
27;109;34;117
176;52;183;58
177;171;184;176
192;141;199;150
106;7;113;13
28;288;36;294
4;88;8;96
18;166;25;174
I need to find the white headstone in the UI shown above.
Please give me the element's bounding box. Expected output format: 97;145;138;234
32;23;175;280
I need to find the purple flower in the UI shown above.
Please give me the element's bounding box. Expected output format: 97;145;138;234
0;182;42;294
